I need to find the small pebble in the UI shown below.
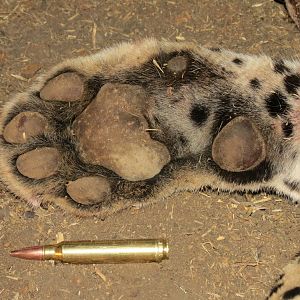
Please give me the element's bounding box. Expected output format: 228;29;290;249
24;210;35;219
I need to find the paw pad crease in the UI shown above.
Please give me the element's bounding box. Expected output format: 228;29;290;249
212;116;266;172
16;147;60;179
3;112;48;144
73;83;170;181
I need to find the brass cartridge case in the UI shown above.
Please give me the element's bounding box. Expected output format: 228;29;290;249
41;239;169;263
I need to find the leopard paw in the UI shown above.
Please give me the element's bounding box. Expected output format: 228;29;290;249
0;46;174;216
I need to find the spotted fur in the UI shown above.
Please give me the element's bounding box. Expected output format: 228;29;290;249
0;39;299;211
267;254;300;300
0;39;299;298
0;39;300;214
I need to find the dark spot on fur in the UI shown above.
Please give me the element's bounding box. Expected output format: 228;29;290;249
285;74;300;94
274;0;286;8
190;104;209;126
282;121;293;137
212;92;235;131
274;59;291;74
268;282;284;298
283;287;300;299
284;180;300;192
266;91;290;117
250;78;261;89
279;274;284;280
209;47;221;52
232;58;243;65
178;135;188;146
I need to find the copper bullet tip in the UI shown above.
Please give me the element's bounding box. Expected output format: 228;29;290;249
10;245;43;260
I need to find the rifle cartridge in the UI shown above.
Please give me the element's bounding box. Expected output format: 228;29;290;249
10;239;169;264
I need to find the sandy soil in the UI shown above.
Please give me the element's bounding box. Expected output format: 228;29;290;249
0;1;299;299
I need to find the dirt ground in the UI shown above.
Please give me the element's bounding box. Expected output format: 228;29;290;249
0;1;299;299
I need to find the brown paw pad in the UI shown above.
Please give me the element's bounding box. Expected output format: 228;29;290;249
166;55;188;76
3;112;48;144
66;176;111;205
16;147;60;179
212;116;266;172
40;72;84;102
73;83;170;181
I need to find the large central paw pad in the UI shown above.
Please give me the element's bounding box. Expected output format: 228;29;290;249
0;69;172;215
73;83;170;181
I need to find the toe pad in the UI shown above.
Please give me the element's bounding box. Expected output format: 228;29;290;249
3;112;48;144
16;147;60;179
212;117;266;172
66;176;111;205
40;72;84;102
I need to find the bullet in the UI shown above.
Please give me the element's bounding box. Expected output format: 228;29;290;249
10;239;169;264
